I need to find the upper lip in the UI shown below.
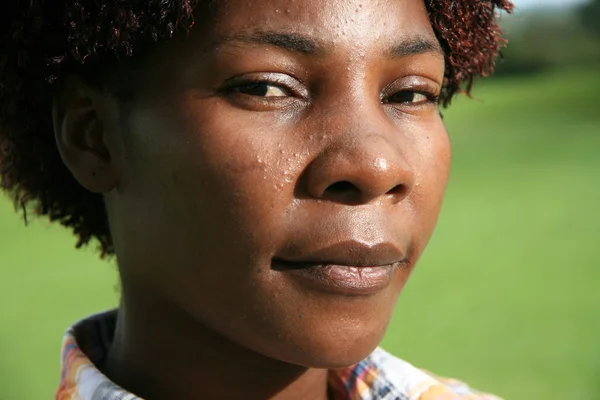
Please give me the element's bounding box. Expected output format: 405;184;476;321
273;241;406;268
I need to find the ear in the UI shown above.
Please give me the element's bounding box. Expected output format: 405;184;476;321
53;76;119;194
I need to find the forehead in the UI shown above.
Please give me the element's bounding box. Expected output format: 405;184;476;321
201;0;437;54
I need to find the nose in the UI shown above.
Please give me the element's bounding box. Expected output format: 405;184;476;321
303;132;416;205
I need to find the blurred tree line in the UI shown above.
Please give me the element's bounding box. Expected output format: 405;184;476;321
495;0;600;76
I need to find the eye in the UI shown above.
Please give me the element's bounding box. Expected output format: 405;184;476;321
385;91;434;105
233;82;289;98
219;73;308;112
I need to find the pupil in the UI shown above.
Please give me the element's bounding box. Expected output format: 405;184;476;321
244;83;269;97
390;92;415;103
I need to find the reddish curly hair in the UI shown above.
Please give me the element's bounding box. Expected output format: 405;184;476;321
0;0;514;257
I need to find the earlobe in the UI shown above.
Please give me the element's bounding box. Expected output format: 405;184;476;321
53;77;118;194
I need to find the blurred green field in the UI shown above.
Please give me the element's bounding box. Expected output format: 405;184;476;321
1;68;599;399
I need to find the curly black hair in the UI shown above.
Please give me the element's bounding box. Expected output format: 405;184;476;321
0;0;514;257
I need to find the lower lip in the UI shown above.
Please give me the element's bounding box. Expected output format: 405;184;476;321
274;261;404;296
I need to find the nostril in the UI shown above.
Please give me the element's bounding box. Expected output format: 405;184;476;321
325;181;359;195
317;180;409;204
387;184;407;197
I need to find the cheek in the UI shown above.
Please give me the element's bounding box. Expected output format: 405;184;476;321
419;120;451;196
408;117;451;252
113;96;302;288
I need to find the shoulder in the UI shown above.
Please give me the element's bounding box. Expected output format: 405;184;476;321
333;347;503;400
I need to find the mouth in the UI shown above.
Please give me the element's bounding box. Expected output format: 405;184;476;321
272;241;409;296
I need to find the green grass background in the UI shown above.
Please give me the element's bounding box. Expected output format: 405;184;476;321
1;68;599;399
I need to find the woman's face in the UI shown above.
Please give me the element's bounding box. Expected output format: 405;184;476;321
105;0;450;368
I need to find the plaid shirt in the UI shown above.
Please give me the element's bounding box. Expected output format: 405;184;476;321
56;310;502;400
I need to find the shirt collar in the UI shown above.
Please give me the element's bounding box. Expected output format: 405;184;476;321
56;310;501;400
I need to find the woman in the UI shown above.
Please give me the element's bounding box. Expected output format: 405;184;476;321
0;0;513;399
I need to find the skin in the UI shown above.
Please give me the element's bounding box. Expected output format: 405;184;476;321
53;0;451;398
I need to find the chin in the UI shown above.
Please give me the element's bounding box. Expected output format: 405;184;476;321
260;321;389;369
290;338;384;369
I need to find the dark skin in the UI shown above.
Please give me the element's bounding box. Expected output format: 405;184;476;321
53;0;450;398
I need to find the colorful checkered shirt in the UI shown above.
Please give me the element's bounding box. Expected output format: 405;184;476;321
56;310;502;400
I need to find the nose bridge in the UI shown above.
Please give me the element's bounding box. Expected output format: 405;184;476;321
304;101;416;205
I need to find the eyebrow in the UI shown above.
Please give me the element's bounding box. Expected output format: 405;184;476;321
213;30;444;58
390;37;444;59
214;31;321;55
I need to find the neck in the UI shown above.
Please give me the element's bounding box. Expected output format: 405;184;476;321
102;291;330;400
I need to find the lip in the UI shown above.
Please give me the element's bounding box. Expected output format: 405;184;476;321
273;241;407;296
273;261;406;296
